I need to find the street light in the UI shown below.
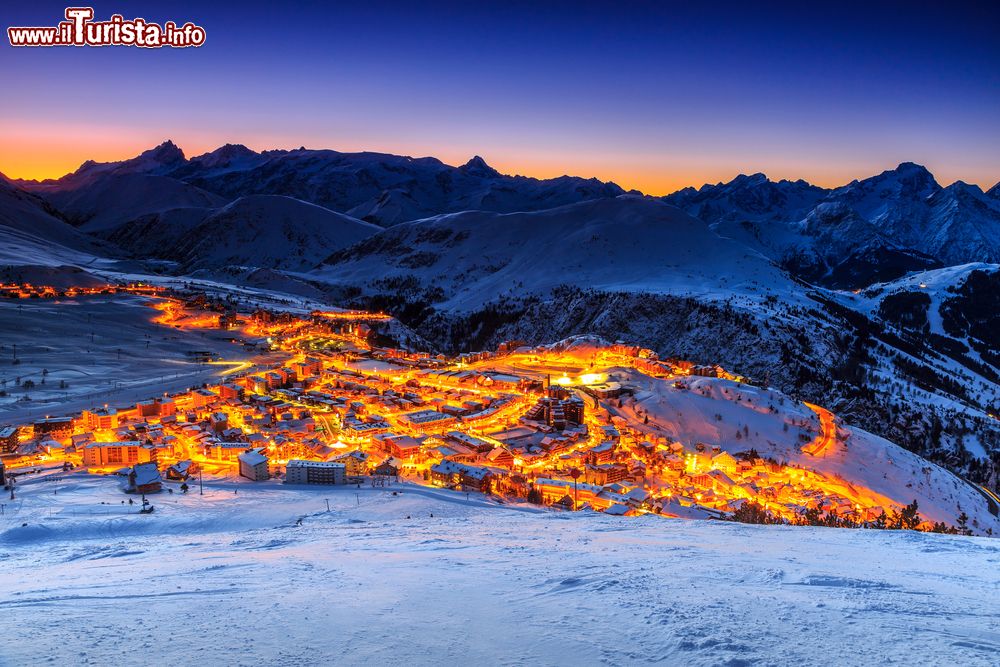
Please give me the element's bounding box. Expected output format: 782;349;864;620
569;467;582;510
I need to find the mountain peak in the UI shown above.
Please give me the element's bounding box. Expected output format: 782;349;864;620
888;161;936;183
737;172;769;185
854;161;939;196
193;143;259;168
943;180;984;197
894;161;928;172
713;173;771;191
460;155;500;178
986;182;1000;200
139;140;186;165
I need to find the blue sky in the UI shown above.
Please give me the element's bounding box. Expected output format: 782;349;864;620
2;1;997;193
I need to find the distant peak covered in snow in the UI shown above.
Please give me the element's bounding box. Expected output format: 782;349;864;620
666;159;1000;282
191;143;259;168
460;155;500;178
942;180;986;197
136;139;186;166
839;161;940;198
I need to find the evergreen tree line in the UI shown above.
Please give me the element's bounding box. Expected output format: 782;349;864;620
727;499;976;536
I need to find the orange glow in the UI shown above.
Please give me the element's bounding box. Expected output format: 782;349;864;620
6;130;991;197
4;283;945;533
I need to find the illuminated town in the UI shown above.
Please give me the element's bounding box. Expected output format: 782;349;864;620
2;281;975;532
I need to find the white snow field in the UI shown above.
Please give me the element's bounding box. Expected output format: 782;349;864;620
0;295;257;422
1;473;998;666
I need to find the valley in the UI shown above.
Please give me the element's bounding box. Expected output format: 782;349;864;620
1;281;996;536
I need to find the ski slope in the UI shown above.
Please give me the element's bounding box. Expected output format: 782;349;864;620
1;474;998;666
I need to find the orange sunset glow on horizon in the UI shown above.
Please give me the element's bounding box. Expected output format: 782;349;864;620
1;124;995;196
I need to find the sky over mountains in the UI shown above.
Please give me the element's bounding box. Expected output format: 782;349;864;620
2;2;998;192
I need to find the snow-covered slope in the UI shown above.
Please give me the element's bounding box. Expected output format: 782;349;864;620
0;175;115;264
1;476;998;666
302;195;1000;489
618;372;999;532
18;141;228;232
107;195;382;272
313;195;806;311
851;264;1000;374
35;172;227;232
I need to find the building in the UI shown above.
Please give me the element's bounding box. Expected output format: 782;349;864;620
136;399;175;420
238;448;270;481
166;460;195;480
292;357;323;380
444;431;494;454
484;447;515;469
0;425;18;454
82;407;119;430
333;450;369;476
587;382;623;399
711;451;738;474
373;459;400;478
533;478;605;508
584;463;629;485
32;417;74;440
206;442;254;462
376;434;424;459
285;460;346;485
523;393;585;430
127;462;162;494
430;460;497;491
83;442;156;467
399;409;456;431
217;383;243;401
587;440;617;465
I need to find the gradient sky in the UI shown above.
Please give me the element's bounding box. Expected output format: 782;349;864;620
2;1;998;194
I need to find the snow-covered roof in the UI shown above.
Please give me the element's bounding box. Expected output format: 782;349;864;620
131;462;161;486
239;449;268;466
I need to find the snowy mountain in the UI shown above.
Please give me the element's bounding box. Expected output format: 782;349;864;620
666;172;827;225
105;195;381;272
18;143;228;233
0;174;114;264
19;141;628;228
852;263;1000;387
313;196;805;311
302;197;1000;490
665;163;1000;286
177;145;628;226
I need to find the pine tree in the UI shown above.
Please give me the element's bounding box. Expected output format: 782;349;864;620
899;500;920;530
957;511;971;536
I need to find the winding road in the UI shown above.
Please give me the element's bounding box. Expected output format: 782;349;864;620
802;402;837;457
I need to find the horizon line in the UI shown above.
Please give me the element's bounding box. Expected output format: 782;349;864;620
3;139;997;197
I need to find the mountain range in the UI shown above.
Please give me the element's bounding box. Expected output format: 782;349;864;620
662;162;1000;287
2;141;999;490
15;140;628;230
13;141;1000;289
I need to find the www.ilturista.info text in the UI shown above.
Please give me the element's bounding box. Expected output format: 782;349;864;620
8;7;206;48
